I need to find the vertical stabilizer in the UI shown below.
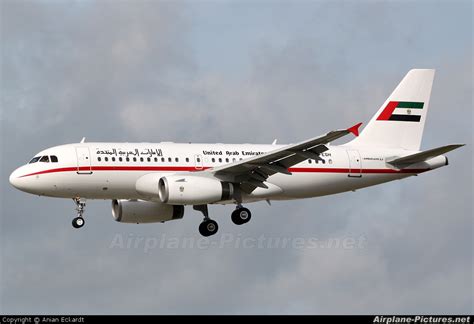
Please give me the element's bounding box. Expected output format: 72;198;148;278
350;69;435;150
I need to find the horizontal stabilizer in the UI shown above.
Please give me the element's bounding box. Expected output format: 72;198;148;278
387;144;465;169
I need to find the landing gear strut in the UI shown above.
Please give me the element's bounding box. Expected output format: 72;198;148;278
72;197;86;229
193;203;253;236
194;205;218;237
231;205;252;225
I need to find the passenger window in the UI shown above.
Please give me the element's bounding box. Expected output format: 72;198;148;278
154;157;158;162
112;157;115;162
197;158;201;162
140;157;144;162
212;158;215;163
225;158;229;163
161;157;165;162
40;156;49;163
308;159;312;164
126;157;130;162
50;155;58;162
98;157;102;162
168;157;172;162
119;157;122;162
29;156;41;164
175;157;179;162
105;157;109;162
186;157;189;163
147;157;151;162
232;158;236;162
133;157;137;162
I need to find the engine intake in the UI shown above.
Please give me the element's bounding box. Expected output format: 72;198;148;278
158;175;233;205
112;199;184;224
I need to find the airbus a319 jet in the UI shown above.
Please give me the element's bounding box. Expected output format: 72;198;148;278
9;69;464;236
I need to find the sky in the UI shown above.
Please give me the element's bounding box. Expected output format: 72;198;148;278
0;0;472;315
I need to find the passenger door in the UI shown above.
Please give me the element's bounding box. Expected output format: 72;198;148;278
346;150;362;177
76;147;92;174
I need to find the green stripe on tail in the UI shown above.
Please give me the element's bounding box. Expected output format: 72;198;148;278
396;101;424;109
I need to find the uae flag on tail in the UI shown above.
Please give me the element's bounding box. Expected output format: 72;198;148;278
377;101;424;122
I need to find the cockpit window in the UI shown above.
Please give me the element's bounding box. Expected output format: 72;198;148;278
50;155;58;162
39;156;50;163
29;156;41;164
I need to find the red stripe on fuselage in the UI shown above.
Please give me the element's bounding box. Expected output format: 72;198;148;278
18;166;210;178
18;165;429;178
19;167;78;177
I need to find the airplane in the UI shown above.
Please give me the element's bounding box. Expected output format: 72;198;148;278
9;69;464;237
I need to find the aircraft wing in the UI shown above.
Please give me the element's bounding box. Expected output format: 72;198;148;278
205;123;362;193
386;144;465;170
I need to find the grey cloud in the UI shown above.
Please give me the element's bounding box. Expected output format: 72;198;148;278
2;1;193;141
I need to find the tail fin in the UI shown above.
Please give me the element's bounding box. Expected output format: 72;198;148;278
349;69;435;150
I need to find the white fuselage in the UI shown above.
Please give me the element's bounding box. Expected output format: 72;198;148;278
9;142;446;204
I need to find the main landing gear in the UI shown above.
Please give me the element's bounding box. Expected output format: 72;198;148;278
194;205;218;237
193;204;252;237
72;197;86;229
231;205;252;225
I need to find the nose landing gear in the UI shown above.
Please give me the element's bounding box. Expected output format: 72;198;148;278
72;216;85;228
72;197;86;229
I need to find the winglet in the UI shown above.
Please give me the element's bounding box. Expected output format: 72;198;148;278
347;123;363;137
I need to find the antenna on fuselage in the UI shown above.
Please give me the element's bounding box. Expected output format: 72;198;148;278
80;137;86;143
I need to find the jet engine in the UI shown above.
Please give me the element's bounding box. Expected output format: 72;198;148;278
158;175;234;205
112;199;184;224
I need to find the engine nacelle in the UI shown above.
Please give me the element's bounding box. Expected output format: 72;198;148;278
158;175;234;205
112;199;184;224
135;173;165;200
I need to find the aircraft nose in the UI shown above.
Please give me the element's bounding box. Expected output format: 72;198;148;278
9;166;48;195
9;167;29;191
9;168;21;189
